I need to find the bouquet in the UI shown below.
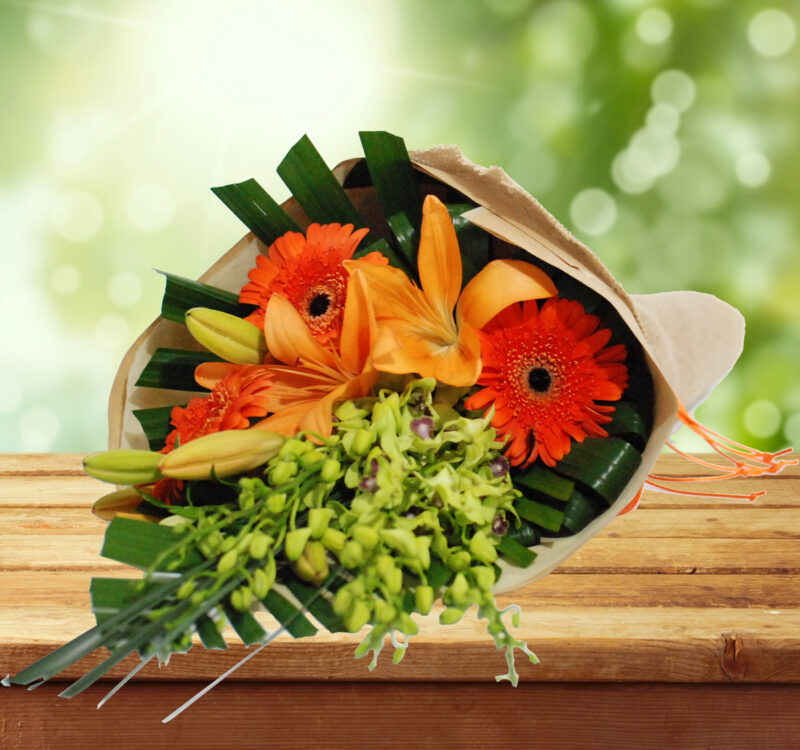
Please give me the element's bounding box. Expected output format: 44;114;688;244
7;132;793;716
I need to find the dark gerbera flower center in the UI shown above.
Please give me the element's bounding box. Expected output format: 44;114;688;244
308;293;331;318
527;366;552;393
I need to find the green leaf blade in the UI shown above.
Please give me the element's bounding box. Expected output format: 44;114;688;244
159;272;248;325
277;135;365;228
135;348;221;392
211;178;300;246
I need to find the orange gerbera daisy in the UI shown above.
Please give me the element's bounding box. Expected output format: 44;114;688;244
163;365;272;452
239;223;386;344
464;297;629;468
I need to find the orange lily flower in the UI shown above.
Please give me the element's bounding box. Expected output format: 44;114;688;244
345;194;557;387
251;269;385;437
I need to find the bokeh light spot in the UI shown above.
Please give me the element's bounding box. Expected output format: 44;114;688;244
636;8;673;45
735;152;771;187
126;183;176;233
20;407;60;452
748;9;796;58
570;189;618;235
94;315;131;351
108;271;143;308
51;191;103;243
743;399;782;438
0;376;23;415
651;69;696;112
51;264;81;296
784;413;800;449
645;103;680;136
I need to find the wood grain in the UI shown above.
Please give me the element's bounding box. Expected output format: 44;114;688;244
3;682;799;750
1;453;799;687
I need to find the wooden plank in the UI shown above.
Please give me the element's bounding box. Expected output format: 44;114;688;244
3;682;800;750
3;571;799;613
561;538;800;574
607;508;800;538
4;529;800;574
2;607;799;683
0;474;108;508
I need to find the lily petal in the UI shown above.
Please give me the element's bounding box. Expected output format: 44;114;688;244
456;259;557;331
418;195;461;317
432;322;481;387
264;294;338;370
194;362;243;390
339;270;377;375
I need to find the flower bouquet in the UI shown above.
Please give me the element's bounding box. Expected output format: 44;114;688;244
7;132;794;715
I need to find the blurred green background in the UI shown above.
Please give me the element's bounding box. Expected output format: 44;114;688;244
1;0;798;453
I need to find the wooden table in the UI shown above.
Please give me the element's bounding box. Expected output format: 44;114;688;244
2;453;799;749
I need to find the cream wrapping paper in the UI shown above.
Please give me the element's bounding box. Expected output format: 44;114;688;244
108;145;745;595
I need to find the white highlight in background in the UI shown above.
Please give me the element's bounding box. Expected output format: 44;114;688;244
126;183;175;233
636;8;673;45
570;189;618;236
51;190;103;243
735;152;771;187
748;9;797;58
20;407;60;452
108;271;143;308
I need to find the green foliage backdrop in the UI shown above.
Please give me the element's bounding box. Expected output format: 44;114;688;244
1;0;797;453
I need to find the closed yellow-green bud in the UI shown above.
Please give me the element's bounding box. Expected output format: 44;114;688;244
439;607;464;625
472;565;496;592
319;458;342;482
350;428;374;457
285;528;311;561
300;449;325;467
321;527;347;554
385;567;403;595
267;493;286;514
398;612;419;635
308;507;333;539
279;438;311;459
447;573;470;607
248;532;272;560
235;532;254;554
292;541;329;586
339;539;365;569
373;598;396;624
345;599;372;633
447;549;471;572
252;568;271;599
261;555;277;591
352;525;379;550
176;580;195;600
217;548;239;574
269;460;298;486
160;430;284;480
375;554;395;580
333;586;353;616
415;585;434;615
233;585;253;612
468;531;497;565
83;449;162;486
185;307;266;365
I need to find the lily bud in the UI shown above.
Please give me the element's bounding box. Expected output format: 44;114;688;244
83;449;162;486
159;430;284;480
292;541;329;586
92;487;146;521
185;307;266;364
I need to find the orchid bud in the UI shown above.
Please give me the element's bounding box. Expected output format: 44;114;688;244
285;528;311;561
469;531;498;565
415;585;434;615
308;507;334;539
292;541;329;586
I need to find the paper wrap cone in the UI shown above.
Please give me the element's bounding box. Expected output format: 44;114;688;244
107;146;745;595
